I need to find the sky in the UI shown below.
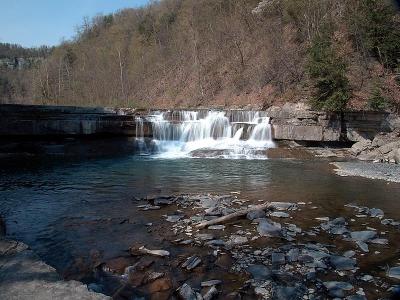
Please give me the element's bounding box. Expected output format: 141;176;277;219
0;0;150;48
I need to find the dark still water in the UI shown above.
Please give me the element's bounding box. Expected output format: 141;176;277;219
1;153;400;278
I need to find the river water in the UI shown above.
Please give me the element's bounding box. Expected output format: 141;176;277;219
1;153;400;281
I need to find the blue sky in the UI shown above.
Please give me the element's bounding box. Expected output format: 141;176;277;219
0;0;149;48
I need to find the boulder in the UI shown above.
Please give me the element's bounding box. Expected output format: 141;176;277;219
350;140;372;156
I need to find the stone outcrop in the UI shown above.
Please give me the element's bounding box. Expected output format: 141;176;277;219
0;103;393;145
0;238;110;300
266;103;341;141
351;130;400;162
0;104;139;137
267;103;391;142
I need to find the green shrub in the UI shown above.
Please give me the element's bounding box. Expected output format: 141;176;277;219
368;87;389;110
308;29;351;112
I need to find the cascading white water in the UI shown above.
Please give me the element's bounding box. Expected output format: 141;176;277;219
135;110;275;159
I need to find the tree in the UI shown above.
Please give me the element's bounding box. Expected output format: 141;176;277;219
308;28;351;112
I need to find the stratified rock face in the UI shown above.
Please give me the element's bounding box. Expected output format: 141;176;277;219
0;104;142;137
0;239;110;300
267;103;390;142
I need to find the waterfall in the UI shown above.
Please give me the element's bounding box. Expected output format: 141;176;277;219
135;110;275;159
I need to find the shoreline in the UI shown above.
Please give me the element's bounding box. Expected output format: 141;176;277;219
0;237;110;300
331;161;400;183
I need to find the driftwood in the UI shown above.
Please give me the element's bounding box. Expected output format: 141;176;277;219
195;202;272;229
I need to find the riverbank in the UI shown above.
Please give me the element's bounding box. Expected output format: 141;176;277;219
332;161;400;183
0;237;110;300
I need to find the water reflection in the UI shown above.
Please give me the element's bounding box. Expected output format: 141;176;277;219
0;155;400;276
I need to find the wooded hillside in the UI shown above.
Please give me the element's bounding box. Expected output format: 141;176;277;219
1;0;399;110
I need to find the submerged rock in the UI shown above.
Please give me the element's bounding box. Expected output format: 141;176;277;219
287;248;300;262
201;280;222;287
247;264;272;280
203;286;218;300
323;281;353;298
131;246;170;257
182;256;202;270
269;212;290;218
208;225;225;230
270;202;298;211
275;285;307;300
247;209;266;220
329;256;357;271
369;208;384;218
166;215;184;222
271;252;285;265
177;283;198;300
356;241;369;253
388;267;400;280
350;231;377;242
257;219;282;237
227;235;248;247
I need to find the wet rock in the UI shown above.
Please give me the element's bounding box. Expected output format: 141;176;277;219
369;208;384;218
346;295;367;300
272;252;285;265
287;248;300;262
356;241;369;253
247;209;266;220
269;212;290;218
360;275;373;282
195;233;214;241
388;267;400;280
182;256;202;270
166;215;184;222
206;240;225;247
350;231;377;242
130;246;170;257
139;205;161;211
247;264;272;280
329;256;357;271
275;285;306;300
321;217;348;235
286;224;302;233
227;235;248;247
153;196;175;206
208;225;225;230
381;219;400;226
201;280;222;287
203;286;219;300
370;238;389;245
254;286;271;299
257;219;282;237
323;281;353;298
143;272;165;284
270;202;298;211
343;250;356;258
177;283;198;300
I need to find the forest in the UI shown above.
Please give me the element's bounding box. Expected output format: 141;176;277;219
0;0;399;111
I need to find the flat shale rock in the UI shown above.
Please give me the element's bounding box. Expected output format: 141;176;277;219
329;256;357;271
247;209;266;220
247;264;272;280
257;219;282;237
350;231;377;242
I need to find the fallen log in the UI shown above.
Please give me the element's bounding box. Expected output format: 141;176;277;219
195;202;272;229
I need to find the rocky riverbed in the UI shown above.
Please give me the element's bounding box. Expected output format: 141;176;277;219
76;194;400;300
